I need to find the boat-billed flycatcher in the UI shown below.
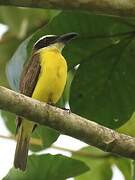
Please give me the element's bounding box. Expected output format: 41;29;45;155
14;32;78;171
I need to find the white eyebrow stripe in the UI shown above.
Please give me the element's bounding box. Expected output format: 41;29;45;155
34;35;56;45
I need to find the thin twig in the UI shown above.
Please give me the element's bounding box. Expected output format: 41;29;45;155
0;134;112;158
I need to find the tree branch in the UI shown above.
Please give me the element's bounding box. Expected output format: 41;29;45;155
0;0;135;17
0;86;135;159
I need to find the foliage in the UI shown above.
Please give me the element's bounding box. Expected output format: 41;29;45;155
0;5;135;180
3;154;89;180
72;146;132;180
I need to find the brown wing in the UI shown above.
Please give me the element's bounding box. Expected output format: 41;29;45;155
16;52;41;133
19;53;41;96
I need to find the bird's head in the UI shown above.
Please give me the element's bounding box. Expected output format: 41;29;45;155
34;32;78;52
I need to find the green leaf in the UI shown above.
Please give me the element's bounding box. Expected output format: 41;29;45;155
132;161;135;180
66;15;135;129
6;37;31;91
70;37;135;128
3;154;89;180
0;7;57;37
63;69;77;103
30;126;59;152
72;146;112;180
72;146;133;180
117;112;135;137
0;36;20;86
112;158;133;180
1;110;16;134
58;68;77;107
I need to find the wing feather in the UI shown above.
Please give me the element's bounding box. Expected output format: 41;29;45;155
16;53;41;133
19;53;41;96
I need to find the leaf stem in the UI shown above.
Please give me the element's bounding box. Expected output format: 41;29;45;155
0;134;113;159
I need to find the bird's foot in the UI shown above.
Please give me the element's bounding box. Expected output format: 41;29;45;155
62;107;71;114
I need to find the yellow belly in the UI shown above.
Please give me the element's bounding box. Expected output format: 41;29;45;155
32;48;67;104
21;48;67;140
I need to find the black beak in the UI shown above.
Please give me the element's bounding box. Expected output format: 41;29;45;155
55;32;78;44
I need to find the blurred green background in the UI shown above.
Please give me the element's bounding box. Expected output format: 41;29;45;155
1;5;135;180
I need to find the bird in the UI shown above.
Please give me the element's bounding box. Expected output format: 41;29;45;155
14;32;78;171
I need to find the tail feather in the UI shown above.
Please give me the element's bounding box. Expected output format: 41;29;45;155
14;126;30;171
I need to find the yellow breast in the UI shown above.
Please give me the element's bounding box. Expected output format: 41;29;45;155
32;48;67;104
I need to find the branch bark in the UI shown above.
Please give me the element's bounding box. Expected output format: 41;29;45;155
0;85;135;159
0;0;135;17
